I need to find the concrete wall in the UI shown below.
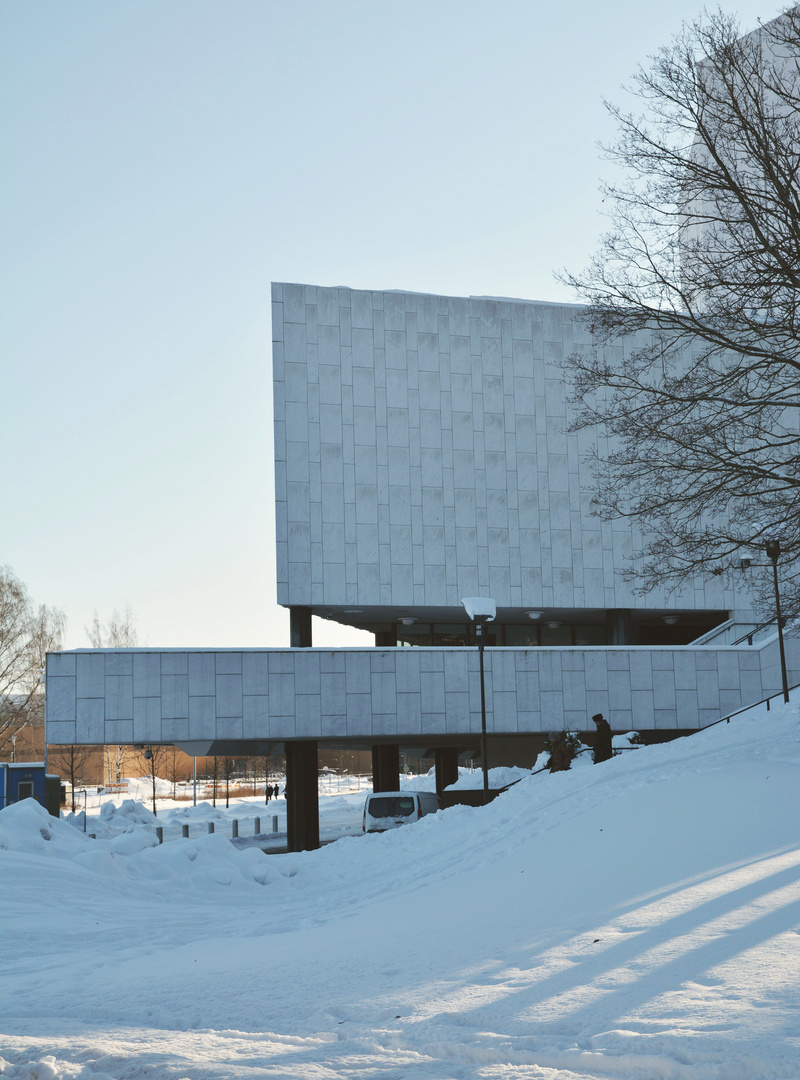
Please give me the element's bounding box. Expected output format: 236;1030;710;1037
273;283;744;616
46;638;798;746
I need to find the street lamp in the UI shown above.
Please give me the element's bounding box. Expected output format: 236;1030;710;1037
461;597;496;804
765;539;790;704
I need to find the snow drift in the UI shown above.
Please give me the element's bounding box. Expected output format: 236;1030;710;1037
1;700;798;1079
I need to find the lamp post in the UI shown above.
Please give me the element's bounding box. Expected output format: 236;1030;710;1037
765;539;790;704
461;597;496;805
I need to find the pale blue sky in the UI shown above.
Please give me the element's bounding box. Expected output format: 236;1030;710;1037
1;0;776;649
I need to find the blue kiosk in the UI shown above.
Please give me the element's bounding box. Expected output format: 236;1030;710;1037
0;762;62;816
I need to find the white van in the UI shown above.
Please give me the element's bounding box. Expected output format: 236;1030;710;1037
362;791;441;833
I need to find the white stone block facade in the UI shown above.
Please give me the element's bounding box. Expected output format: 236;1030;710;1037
272;283;742;615
45;635;797;744
46;284;797;750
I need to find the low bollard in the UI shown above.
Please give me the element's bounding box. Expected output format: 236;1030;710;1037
156;826;163;844
232;819;238;839
254;817;261;835
182;824;189;838
272;815;278;834
208;822;215;834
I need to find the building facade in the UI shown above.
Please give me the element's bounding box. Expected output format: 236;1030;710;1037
45;284;798;848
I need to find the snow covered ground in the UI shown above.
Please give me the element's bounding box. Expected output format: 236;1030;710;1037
1;703;798;1080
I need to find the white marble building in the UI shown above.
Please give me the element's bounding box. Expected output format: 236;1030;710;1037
273;284;744;623
45;285;797;759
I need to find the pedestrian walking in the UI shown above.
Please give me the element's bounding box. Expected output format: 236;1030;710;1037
592;712;613;764
548;730;572;772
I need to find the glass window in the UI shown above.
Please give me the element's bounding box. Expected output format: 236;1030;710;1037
540;623;573;646
432;624;469;646
573;625;607;646
397;624;433;646
368;796;416;818
504;625;541;646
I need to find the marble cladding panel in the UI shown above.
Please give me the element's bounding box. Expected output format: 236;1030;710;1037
105;676;133;721
47;676;76;723
77;654;104;698
215;674;243;718
48;645;770;744
47;653;76;677
46;721;77;744
162;675;189;720
105;720;133;743
188;654;215;697
76;698;104;742
189;697;216;739
133;697;162;742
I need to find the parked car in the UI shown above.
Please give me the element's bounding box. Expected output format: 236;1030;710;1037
362;790;440;833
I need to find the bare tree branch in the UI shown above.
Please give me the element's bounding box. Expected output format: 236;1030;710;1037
561;7;800;615
0;567;66;755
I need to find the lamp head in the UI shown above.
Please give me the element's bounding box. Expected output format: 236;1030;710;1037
461;597;496;623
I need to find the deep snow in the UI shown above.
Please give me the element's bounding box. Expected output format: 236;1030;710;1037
1;703;798;1080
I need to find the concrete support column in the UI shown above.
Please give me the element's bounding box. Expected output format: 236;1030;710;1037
290;607;312;648
607;609;632;645
371;744;400;792
435;747;459;796
285;740;319;851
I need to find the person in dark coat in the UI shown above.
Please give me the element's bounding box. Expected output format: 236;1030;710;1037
548;730;572;772
592;713;613;763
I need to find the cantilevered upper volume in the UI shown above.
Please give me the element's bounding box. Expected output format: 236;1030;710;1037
272;282;742;647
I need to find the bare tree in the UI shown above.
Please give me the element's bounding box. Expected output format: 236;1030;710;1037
561;8;800;614
48;744;96;812
223;756;234;808
164;745;192;796
210;756;220;806
138;745;169;816
105;745;131;786
0;567;66;756
86;606;139;648
87;607;140;789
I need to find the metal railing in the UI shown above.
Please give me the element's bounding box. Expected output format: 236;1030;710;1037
698;680;799;733
691;619;771;646
730;619;784;646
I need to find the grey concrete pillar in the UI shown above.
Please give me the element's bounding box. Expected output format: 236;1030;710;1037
434;747;459;796
371;744;400;792
290;607;313;648
285;740;319;851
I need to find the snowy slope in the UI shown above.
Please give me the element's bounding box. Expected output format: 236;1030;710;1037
1;701;798;1080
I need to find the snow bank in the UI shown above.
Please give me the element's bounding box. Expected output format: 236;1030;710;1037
2;700;799;1080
